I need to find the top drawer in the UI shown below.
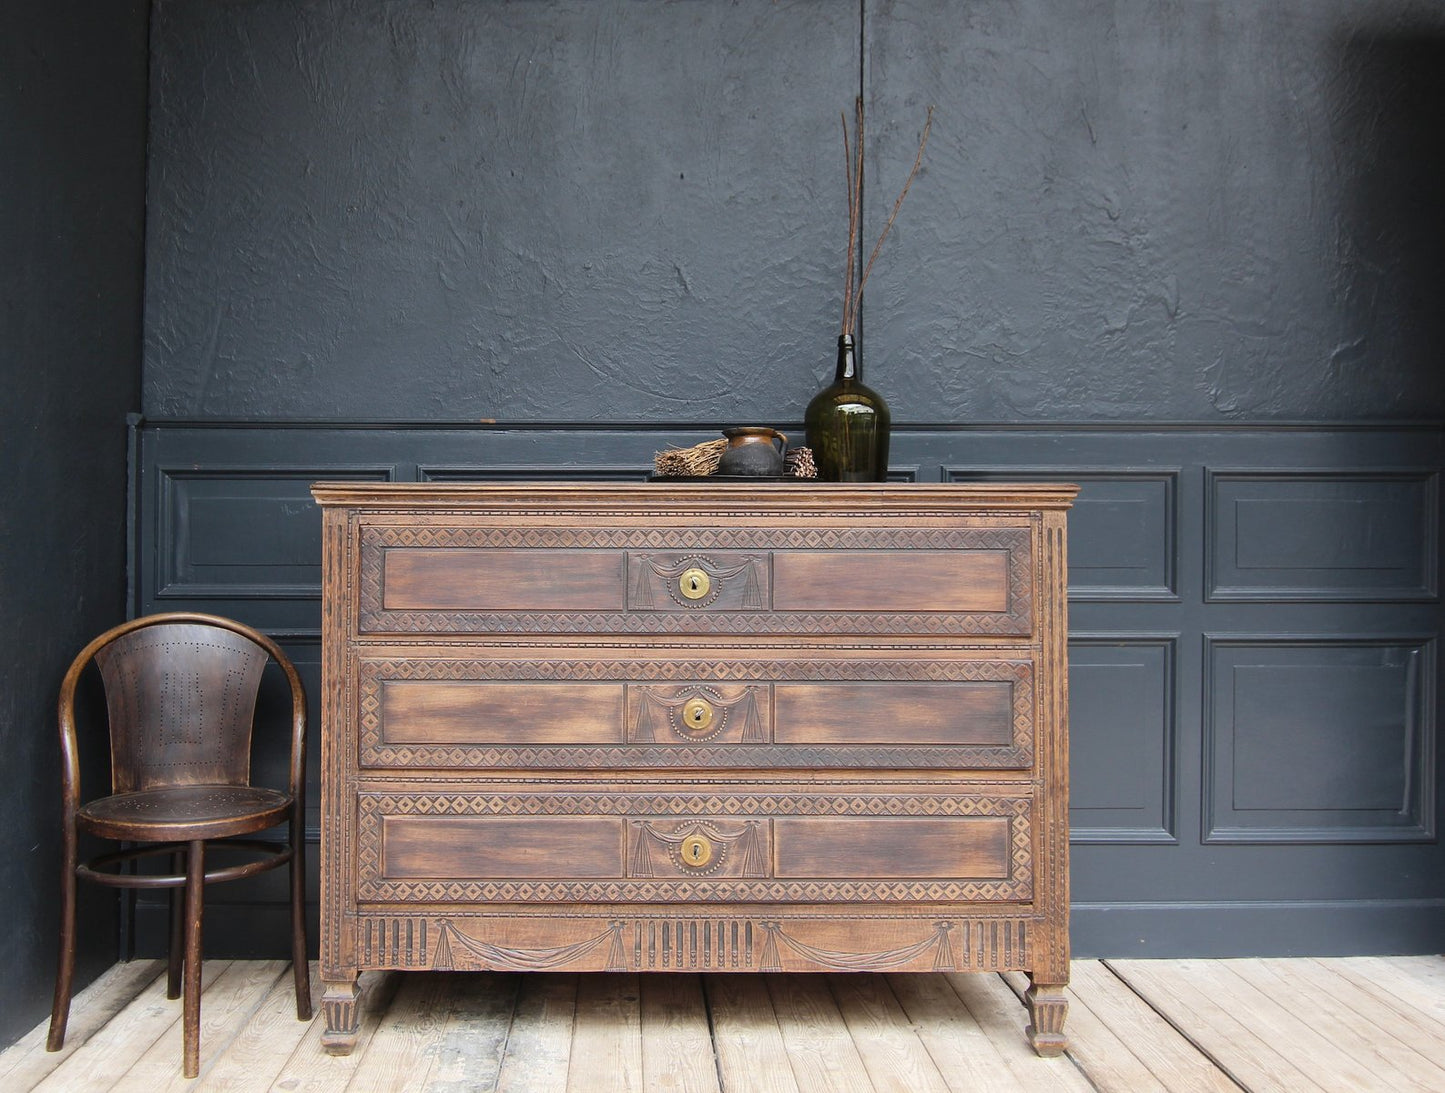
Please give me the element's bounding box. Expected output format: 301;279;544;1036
357;523;1034;637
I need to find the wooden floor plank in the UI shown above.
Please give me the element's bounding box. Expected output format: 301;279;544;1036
263;971;401;1093
999;969;1170;1093
1311;957;1445;1048
344;970;457;1093
421;972;520;1093
1058;962;1241;1093
0;959;164;1092
764;973;872;1093
1243;958;1445;1093
1107;960;1324;1093
31;960;232;1093
1377;954;1445;992
704;974;801;1093
125;961;287;1093
565;973;643;1093
826;974;949;1093
639;975;721;1093
942;973;1093;1093
186;962;321;1093
496;973;576;1093
1340;956;1445;1024
886;973;1024;1092
1193;960;1398;1092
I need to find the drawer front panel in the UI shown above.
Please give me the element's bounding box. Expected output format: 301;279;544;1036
772;682;1014;747
360;657;1035;769
357;790;1034;904
381;681;625;746
771;551;1009;614
382;816;623;879
383;549;624;612
774;818;1011;880
359;525;1032;636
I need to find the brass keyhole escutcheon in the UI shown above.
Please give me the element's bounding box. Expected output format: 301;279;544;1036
680;833;714;869
682;697;714;731
679;567;711;600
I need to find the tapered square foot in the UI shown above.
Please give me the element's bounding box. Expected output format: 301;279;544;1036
321;977;361;1056
1025;979;1069;1056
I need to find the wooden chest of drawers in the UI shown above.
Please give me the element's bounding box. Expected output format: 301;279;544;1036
311;482;1076;1054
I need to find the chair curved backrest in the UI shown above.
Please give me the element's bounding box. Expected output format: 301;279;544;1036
95;623;267;793
57;612;306;809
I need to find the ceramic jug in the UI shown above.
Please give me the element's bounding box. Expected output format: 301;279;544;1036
715;427;788;476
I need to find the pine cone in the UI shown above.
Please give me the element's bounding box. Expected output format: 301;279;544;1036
785;447;818;479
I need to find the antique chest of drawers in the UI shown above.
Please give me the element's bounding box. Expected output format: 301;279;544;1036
310;481;1076;1054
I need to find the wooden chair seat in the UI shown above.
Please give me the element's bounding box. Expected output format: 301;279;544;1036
78;784;293;841
47;613;311;1078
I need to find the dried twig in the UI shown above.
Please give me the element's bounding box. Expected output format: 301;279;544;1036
841;110;858;337
840;99;934;337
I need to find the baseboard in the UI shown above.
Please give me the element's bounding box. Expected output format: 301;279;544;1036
1073;899;1445;958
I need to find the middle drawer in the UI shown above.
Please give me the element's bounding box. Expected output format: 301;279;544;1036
356;652;1035;771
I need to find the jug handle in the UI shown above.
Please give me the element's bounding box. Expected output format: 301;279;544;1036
773;431;788;453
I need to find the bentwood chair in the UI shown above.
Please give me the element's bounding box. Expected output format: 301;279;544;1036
46;612;312;1078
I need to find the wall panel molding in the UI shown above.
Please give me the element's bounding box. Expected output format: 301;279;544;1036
1206;469;1440;602
157;465;394;600
420;464;653;482
1203;635;1437;844
948;467;1178;601
1068;635;1178;844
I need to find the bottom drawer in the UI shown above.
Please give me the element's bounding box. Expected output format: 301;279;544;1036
355;786;1033;904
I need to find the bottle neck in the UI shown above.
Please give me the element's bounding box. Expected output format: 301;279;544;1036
835;334;861;383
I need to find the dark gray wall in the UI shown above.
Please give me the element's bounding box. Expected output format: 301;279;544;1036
133;0;1445;959
144;0;855;421
869;0;1445;421
0;0;149;1048
144;0;1445;424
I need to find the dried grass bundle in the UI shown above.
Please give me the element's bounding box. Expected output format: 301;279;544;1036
653;438;728;478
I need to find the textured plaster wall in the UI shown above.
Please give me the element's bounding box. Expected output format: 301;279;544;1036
0;0;149;1048
143;0;1445;423
868;0;1445;421
145;0;854;422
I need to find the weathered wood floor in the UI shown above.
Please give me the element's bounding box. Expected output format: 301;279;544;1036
4;956;1444;1091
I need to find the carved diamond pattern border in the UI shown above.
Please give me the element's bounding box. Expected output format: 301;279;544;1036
366;525;1029;553
355;878;1030;903
362;792;1029;818
362;743;1032;769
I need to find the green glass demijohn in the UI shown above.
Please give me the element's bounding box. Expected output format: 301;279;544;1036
805;333;890;481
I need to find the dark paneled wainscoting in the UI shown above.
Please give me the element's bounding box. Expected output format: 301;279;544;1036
128;421;1445;958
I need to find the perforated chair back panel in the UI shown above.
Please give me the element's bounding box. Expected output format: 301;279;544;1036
94;623;268;793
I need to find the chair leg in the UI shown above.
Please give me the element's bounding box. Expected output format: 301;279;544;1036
182;839;205;1079
167;848;184;1000
289;810;312;1020
46;828;79;1052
